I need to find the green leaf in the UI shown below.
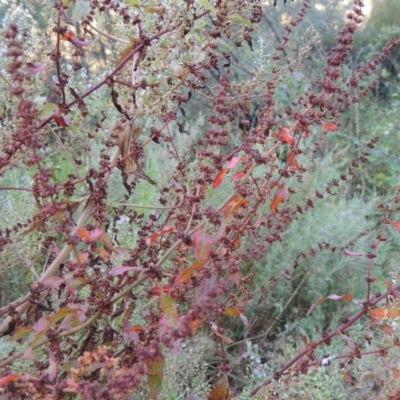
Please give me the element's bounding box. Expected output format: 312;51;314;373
71;0;90;24
228;15;252;25
39;103;57;120
196;0;216;17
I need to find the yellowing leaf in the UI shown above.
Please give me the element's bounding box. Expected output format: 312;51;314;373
225;306;240;317
125;0;141;5
196;0;216;17
160;295;179;327
228;15;252;25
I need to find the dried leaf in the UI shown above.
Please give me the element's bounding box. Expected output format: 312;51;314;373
287;150;300;169
307;293;356;316
210;322;233;344
26;62;48;74
53;107;71;127
69;87;88;117
208;374;229;400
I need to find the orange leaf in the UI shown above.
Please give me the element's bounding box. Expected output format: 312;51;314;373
76;228;90;241
210;322;233;344
0;374;20;387
380;324;394;336
280;126;295;145
208;374;229;400
370;308;400;318
71;252;89;265
323;121;338;131
225;307;240;317
213;168;228;189
287;150;300;169
270;183;288;211
146;225;175;245
190;318;202;336
223;195;248;219
174;259;203;285
392;221;400;231
95;248;111;259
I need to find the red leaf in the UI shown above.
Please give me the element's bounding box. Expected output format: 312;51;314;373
0;374;20;387
46;352;58;382
231;171;245;181
208;374;229;400
148;286;162;297
323;121;338;131
213;168;228;189
64;274;88;293
109;266;145;276
343;249;365;257
193;228;212;261
26;62;48;74
213;157;243;189
41;275;64;289
53;108;71;127
287;150;300;169
226;156;242;169
225;307;240;317
392;221;400;231
270;183;288;211
69;87;88;117
146;225;175;245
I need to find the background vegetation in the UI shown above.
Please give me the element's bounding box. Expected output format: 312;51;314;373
0;0;400;399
